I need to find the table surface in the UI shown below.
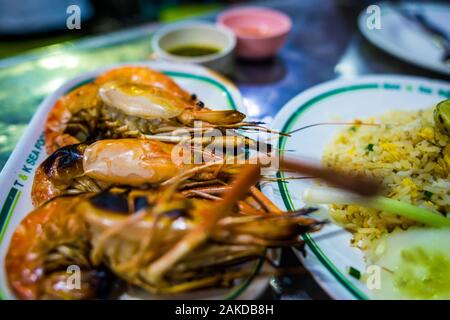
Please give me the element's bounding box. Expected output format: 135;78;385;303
0;0;449;300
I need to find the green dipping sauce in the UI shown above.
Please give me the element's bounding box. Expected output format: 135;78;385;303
167;45;221;57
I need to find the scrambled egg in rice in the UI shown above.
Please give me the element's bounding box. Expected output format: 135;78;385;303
323;108;450;249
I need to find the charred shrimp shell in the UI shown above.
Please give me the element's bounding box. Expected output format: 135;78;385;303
5;194;123;300
8;187;322;299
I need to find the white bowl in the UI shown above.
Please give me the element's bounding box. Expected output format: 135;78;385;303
151;21;236;74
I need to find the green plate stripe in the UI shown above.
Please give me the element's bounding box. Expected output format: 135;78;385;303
0;188;19;237
276;168;368;300
302;233;367;298
0;189;21;300
65;71;238;112
223;257;264;300
164;71;237;110
438;89;450;98
64;78;93;93
0;190;21;244
276;83;381;300
278;84;379;147
65;71;238;111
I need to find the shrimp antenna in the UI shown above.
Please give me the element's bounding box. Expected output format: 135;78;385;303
288;122;380;135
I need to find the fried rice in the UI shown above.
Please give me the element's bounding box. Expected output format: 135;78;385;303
322;107;450;249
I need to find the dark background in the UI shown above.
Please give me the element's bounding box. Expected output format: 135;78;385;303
0;0;398;59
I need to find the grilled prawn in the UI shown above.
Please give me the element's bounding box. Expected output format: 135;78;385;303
6;187;321;299
44;66;256;154
31;138;245;207
5;194;123;299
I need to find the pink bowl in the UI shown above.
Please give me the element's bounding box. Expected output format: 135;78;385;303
218;7;292;60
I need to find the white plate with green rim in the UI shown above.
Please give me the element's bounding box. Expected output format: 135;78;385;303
265;75;450;300
0;61;270;300
358;2;450;76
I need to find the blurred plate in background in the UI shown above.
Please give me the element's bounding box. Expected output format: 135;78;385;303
0;0;93;34
358;1;450;76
